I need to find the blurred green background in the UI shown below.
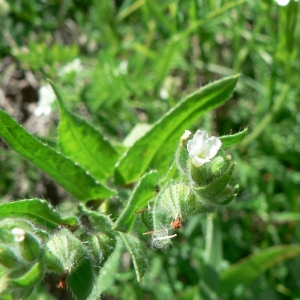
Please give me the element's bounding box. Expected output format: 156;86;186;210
1;0;300;299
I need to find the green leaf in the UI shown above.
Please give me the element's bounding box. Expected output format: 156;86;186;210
113;171;158;233
219;128;248;148
160;161;181;187
219;245;300;295
123;123;152;147
78;204;114;232
50;81;119;182
0;109;116;201
83;232;116;271
115;74;239;185
117;232;148;282
89;238;123;298
67;258;94;300
0;199;78;229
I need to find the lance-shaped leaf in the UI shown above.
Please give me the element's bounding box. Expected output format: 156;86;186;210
219;128;248;148
117;232;148;282
0;199;78;229
50;81;119;182
219;245;300;295
113;171;158;233
115;74;239;185
0;109;115;201
89;238;123;298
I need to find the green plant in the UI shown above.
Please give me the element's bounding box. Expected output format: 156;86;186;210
0;75;250;299
2;0;300;299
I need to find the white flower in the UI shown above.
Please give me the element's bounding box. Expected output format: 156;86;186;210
275;0;298;6
187;130;222;167
34;84;56;116
113;60;128;76
11;228;26;242
275;0;289;5
118;60;128;75
58;58;83;76
159;88;169;100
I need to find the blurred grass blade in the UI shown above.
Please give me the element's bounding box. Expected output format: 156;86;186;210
146;1;176;34
0;199;78;229
50;81;119;182
113;171;158;233
204;214;222;271
154;39;178;87
219;128;248;148
202;214;222;296
270;212;300;222
177;0;246;39
116;0;145;22
0;109;115;201
117;232;148;282
115;74;239;185
219;245;300;295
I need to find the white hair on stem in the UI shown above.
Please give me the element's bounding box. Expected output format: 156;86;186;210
153;234;177;241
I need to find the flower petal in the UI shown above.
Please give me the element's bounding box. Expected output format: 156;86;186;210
187;130;208;156
192;156;210;167
187;130;222;167
203;136;222;159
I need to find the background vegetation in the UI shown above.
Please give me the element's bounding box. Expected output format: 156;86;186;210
0;0;300;299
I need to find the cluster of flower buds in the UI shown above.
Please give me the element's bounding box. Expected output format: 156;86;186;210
178;130;237;206
0;219;45;299
148;129;237;248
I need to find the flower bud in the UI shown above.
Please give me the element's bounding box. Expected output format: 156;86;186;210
191;159;236;205
0;219;43;244
45;229;84;273
13;230;41;262
175;130;191;173
150;183;190;248
213;184;237;205
189;151;232;187
10;262;44;287
0;245;19;269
